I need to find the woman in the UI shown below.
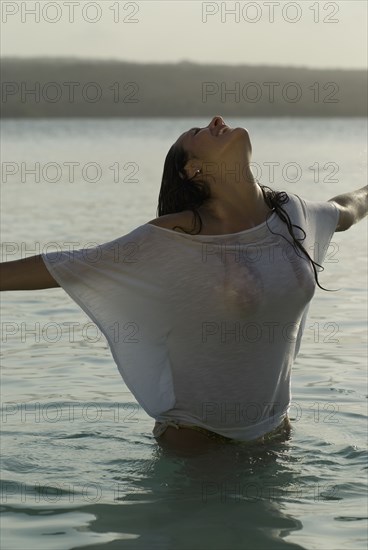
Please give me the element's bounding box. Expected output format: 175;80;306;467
1;116;367;455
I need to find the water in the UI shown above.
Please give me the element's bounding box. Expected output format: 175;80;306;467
1;117;367;550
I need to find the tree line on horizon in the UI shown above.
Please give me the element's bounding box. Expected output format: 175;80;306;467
1;58;366;117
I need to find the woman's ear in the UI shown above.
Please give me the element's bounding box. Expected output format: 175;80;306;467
183;159;201;180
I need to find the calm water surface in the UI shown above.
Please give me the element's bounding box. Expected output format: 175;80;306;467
1;118;367;550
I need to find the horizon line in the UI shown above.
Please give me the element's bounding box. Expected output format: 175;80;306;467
1;56;366;72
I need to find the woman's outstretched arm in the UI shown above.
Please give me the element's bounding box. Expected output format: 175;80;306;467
0;255;59;291
328;184;368;232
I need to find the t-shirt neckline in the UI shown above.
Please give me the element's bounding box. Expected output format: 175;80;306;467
144;210;280;242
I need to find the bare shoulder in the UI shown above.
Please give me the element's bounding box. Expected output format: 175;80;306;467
147;211;196;233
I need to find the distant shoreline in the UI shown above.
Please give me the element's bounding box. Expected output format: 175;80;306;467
1;58;366;118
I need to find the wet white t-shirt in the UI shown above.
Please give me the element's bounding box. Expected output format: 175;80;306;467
41;193;339;441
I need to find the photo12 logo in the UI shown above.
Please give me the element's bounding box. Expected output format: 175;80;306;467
201;2;340;24
202;81;340;105
1;1;141;24
1;81;140;105
1;160;140;184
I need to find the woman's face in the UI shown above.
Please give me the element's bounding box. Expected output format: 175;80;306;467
176;115;252;167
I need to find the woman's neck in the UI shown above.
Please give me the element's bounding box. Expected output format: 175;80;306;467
196;184;273;233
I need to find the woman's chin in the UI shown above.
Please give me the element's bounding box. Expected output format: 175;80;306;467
238;126;250;137
224;127;251;151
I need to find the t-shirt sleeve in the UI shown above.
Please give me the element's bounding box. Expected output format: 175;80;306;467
40;225;176;418
41;228;145;322
293;194;340;266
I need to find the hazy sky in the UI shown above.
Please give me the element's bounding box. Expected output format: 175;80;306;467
1;0;367;69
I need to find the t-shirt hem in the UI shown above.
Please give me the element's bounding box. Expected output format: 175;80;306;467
155;409;290;442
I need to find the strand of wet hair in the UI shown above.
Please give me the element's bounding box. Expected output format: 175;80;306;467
260;185;338;292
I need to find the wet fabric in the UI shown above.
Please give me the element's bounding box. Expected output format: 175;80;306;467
41;193;339;441
152;416;292;445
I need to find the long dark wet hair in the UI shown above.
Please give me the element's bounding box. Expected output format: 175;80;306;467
157;142;334;292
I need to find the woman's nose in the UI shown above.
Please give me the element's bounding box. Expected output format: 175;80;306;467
209;115;225;130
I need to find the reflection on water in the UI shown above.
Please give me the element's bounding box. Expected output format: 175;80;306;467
90;446;306;550
2;431;306;550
